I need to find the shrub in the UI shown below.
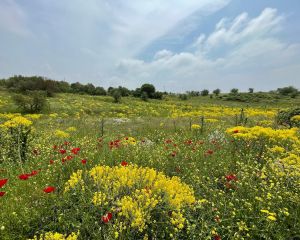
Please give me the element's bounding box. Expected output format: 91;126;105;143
277;108;300;127
13;91;47;113
112;89;121;103
61;165;197;238
0;115;33;163
213;89;221;96
230;88;239;94
200;89;209;96
179;94;188;100
277;86;298;96
140;84;155;98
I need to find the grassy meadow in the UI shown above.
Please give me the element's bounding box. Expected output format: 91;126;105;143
0;91;300;239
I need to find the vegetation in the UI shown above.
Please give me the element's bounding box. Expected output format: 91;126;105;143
0;83;300;239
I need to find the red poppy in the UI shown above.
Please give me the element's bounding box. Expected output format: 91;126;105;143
71;147;80;155
19;174;29;180
165;139;172;144
185;140;193;145
121;161;128;166
49;160;54;164
0;191;6;197
206;149;214;155
43;186;55;193
53;145;57;149
171;151;177;157
59;149;66;154
64;141;70;145
102;212;112;223
233;129;239;133
66;155;73;160
225;174;238;182
214;235;221;240
81;159;87;165
0;179;8;188
29;170;38;177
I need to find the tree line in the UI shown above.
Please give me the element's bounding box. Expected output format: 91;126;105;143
0;75;166;100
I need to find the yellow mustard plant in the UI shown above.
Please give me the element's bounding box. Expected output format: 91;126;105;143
29;231;79;240
2;116;32;128
54;130;70;139
65;165;196;233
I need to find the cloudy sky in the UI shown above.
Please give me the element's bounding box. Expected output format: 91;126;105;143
0;0;299;92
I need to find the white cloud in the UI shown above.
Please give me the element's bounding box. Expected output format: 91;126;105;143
112;8;300;92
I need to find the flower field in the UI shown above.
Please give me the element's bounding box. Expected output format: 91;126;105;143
0;92;300;239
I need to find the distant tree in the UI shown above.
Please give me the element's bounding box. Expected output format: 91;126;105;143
186;91;200;97
152;91;163;99
213;88;221;96
277;86;298;96
141;92;149;101
248;88;254;93
179;94;188;100
112;89;121;103
84;83;96;95
94;87;106;96
230;88;239;94
13;91;47;113
140;84;155;98
132;88;142;97
118;86;131;96
201;89;209;96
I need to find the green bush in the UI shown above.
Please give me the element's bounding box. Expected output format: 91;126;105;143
277;108;300;127
13;91;48;113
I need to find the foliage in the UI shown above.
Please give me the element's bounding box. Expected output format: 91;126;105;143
140;84;156;98
200;89;209;96
277;108;300;127
111;89;122;103
0;91;300;239
212;89;221;96
277;86;298;96
230;88;239;94
13;91;47;113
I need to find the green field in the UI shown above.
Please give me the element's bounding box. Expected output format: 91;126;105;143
0;91;300;240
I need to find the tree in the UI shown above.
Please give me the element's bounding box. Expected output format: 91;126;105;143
277;86;298;96
213;89;221;96
230;88;239;94
94;87;106;96
112;89;121;103
248;88;254;93
141;92;149;101
13;91;47;113
201;89;209;96
140;84;155;98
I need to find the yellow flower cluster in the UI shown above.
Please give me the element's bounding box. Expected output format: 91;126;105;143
191;124;201;130
92;192;107;206
1;116;32;128
291;115;300;122
260;209;277;221
65;165;196;233
122;137;137;145
64;170;84;192
66;127;77;132
226;126;299;144
54;130;70;139
29;231;79;240
117;189;160;231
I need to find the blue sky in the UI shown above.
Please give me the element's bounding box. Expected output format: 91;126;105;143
0;0;299;92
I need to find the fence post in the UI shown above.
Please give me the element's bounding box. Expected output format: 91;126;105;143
100;118;104;137
200;116;204;134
